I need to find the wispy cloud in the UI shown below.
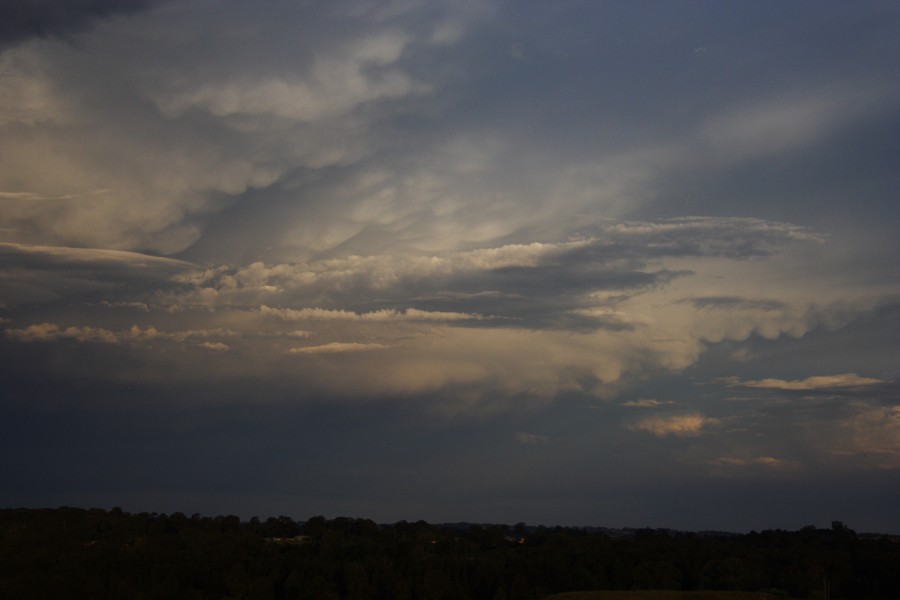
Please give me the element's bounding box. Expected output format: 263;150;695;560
260;305;484;322
5;323;238;345
621;399;675;408
198;341;230;353
287;342;390;355
516;432;550;445
709;456;800;471
735;374;884;391
630;413;720;437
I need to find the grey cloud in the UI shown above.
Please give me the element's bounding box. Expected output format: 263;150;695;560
2;0;899;532
682;297;788;311
0;0;167;48
175;215;829;341
621;399;675;408
515;432;549;445
0;243;193;306
0;242;192;272
0;1;469;254
159;217;818;315
628;412;721;437
734;374;887;392
5;322;238;345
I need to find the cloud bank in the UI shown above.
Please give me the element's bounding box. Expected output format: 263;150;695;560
1;0;898;531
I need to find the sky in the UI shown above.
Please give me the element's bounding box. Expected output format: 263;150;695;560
1;0;899;533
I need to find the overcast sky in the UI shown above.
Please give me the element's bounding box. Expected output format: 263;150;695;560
1;0;898;533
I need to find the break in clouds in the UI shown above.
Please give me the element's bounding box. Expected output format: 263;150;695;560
1;0;898;530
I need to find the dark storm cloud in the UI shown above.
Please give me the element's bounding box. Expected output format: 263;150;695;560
0;0;168;48
1;0;898;533
0;242;193;306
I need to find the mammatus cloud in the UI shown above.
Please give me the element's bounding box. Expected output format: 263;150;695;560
735;373;884;391
0;1;467;253
630;413;720;437
2;215;890;411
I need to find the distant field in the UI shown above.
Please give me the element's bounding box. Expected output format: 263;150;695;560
544;592;792;600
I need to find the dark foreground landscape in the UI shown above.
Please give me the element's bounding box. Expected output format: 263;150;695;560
2;508;898;599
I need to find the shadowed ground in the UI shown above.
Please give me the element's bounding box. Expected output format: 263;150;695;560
545;592;794;600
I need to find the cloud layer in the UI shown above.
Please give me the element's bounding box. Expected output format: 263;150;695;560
1;0;898;531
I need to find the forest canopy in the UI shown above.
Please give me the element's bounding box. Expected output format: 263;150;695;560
2;507;898;599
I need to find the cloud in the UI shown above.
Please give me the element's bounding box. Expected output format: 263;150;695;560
158;216;826;316
516;432;549;445
5;322;119;344
0;242;194;306
0;242;192;270
287;342;390;355
153;31;423;121
286;330;314;339
0;0;897;535
1;213;886;412
709;456;800;471
830;404;900;470
698;86;889;162
0;0;167;48
5;322;238;346
260;305;484;322
736;373;884;391
630;413;720;437
681;296;787;312
197;341;229;353
621;399;675;408
608;217;826;258
0;1;465;253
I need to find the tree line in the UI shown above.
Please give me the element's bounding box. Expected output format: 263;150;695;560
1;507;898;599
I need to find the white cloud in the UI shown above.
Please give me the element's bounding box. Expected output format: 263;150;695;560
5;322;238;346
709;456;800;471
287;342;390;355
286;330;314;338
198;341;229;353
630;413;720;437
736;374;884;391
